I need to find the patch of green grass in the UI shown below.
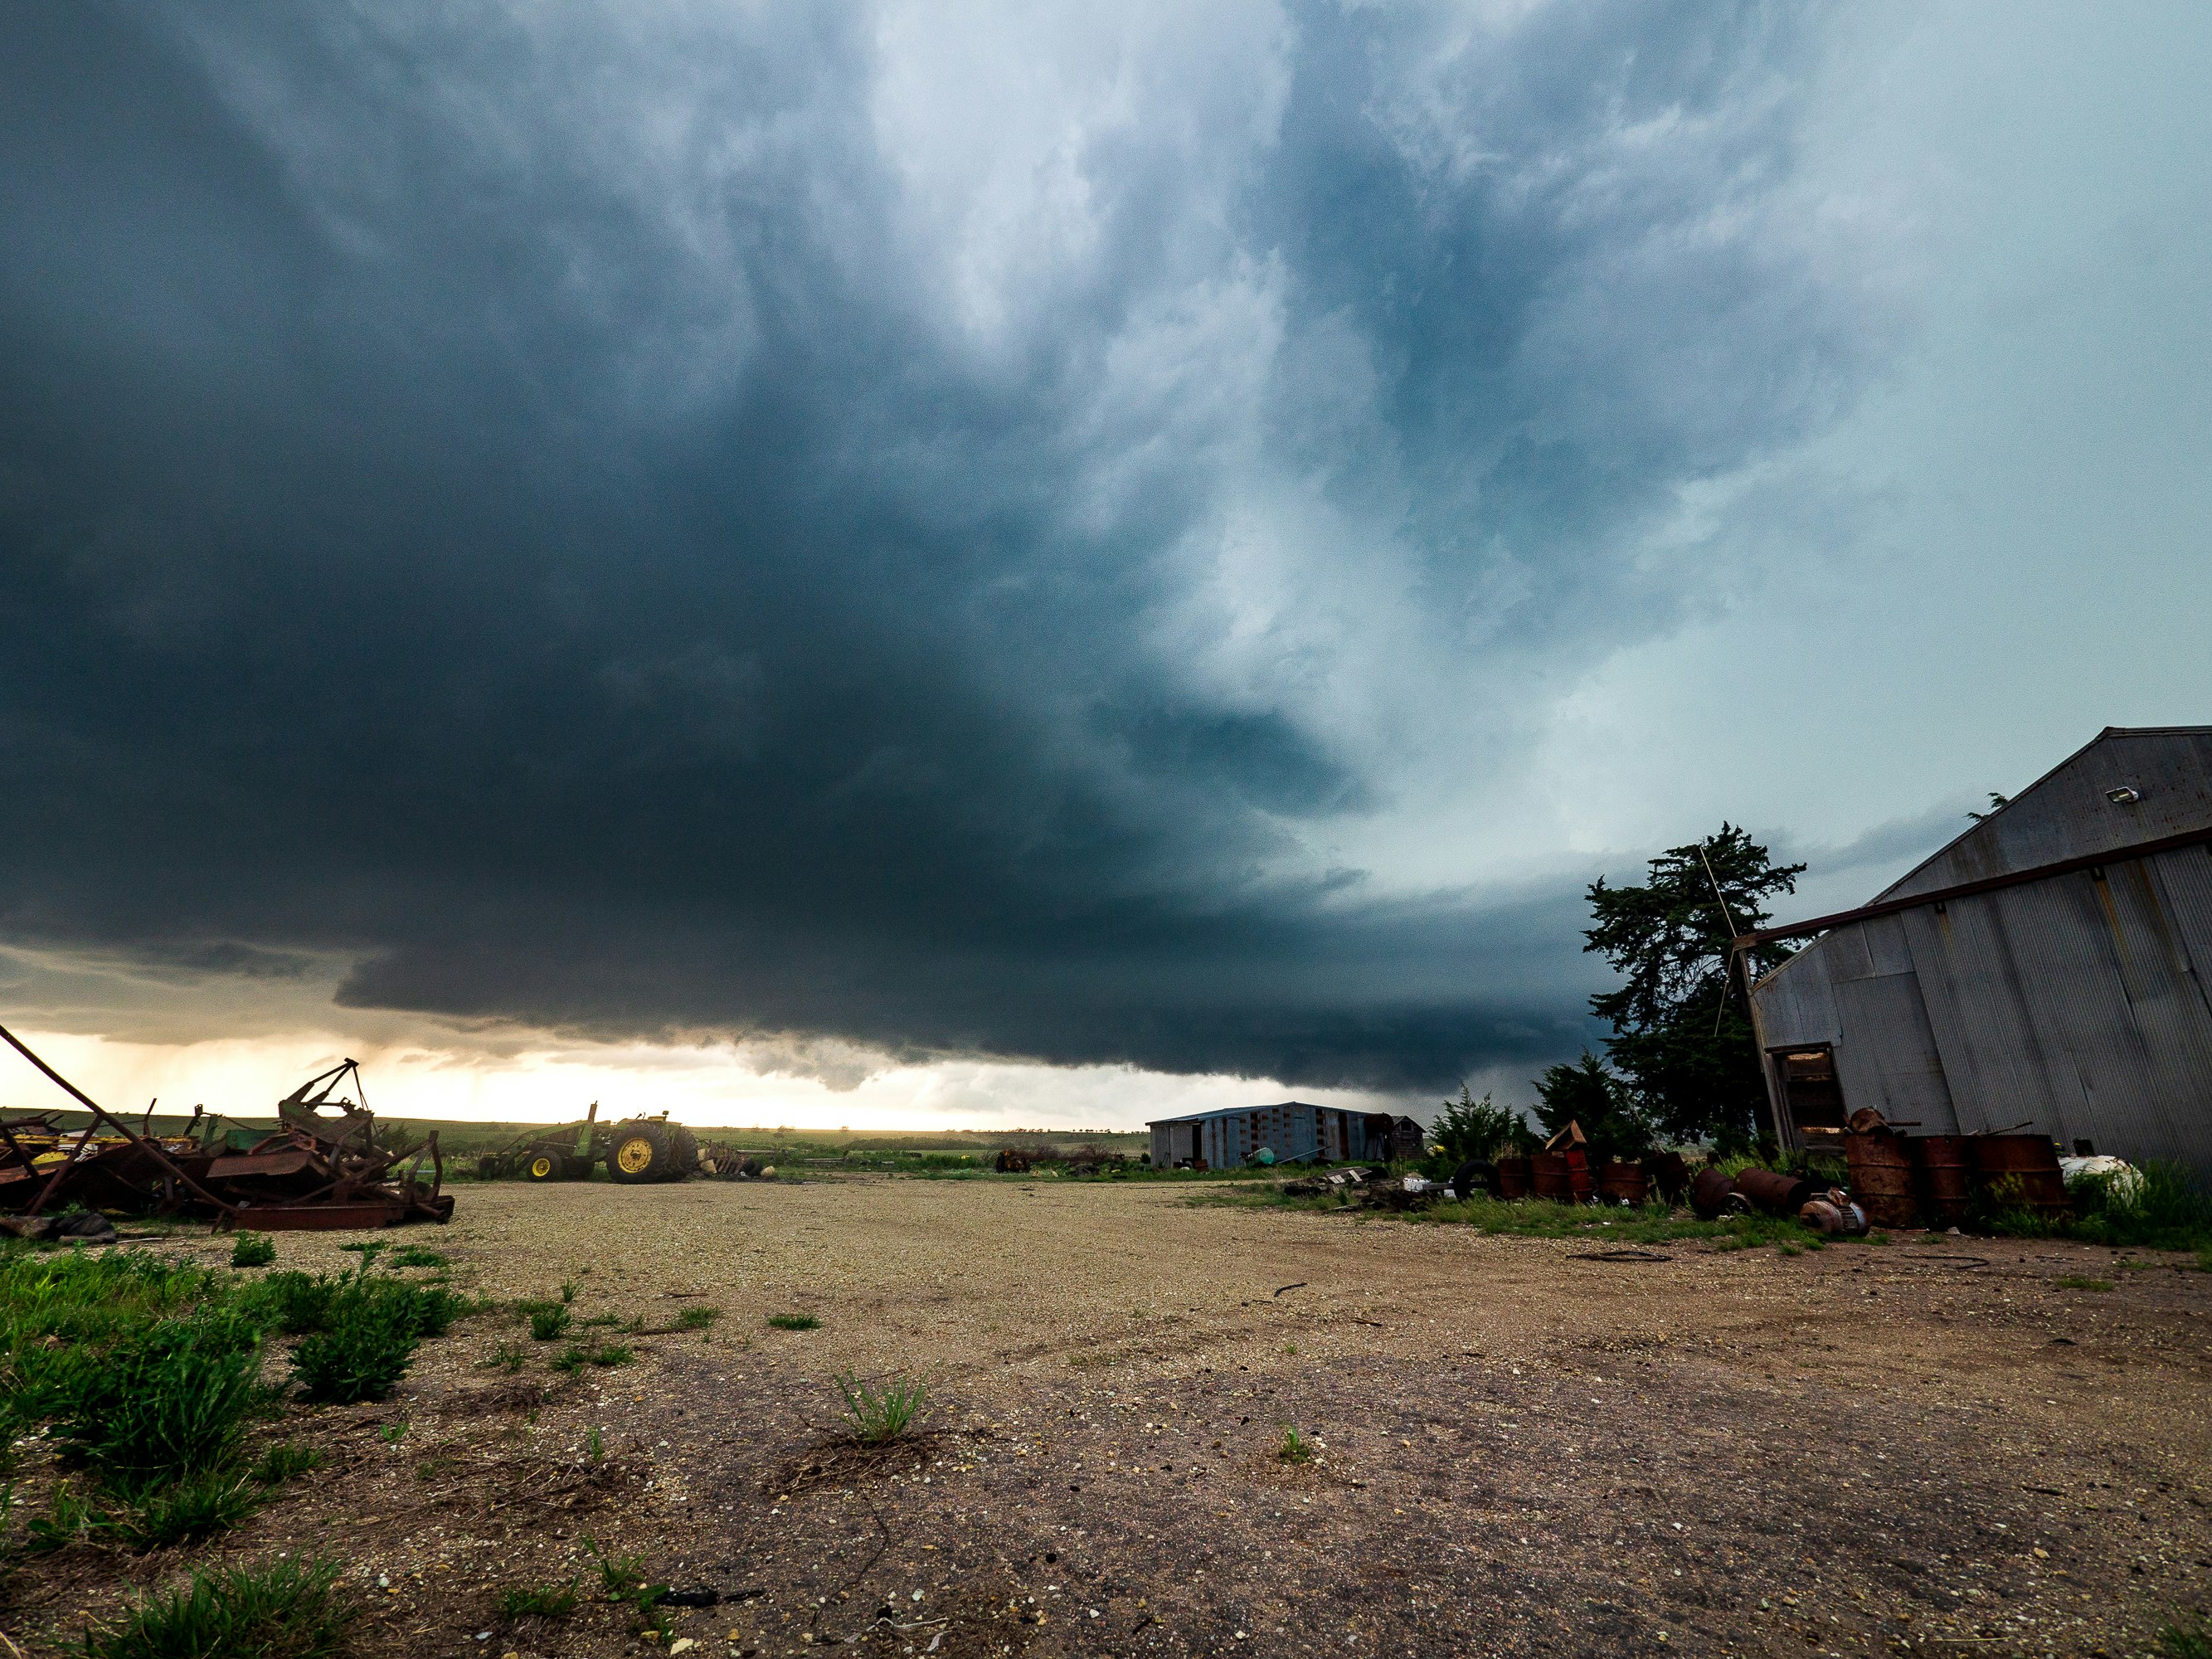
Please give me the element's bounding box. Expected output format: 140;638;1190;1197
526;1304;572;1342
85;1555;350;1659
2157;1615;2212;1659
228;1233;277;1269
387;1246;448;1269
338;1241;387;1272
582;1535;671;1638
498;1579;580;1620
291;1287;425;1404
250;1443;326;1485
1775;1243;1801;1258
25;1481;115;1553
551;1344;587;1376
766;1312;819;1331
377;1422;408;1445
1277;1425;1315;1464
1250;1185;1824;1250
586;1343;634;1368
57;1308;265;1500
673;1306;721;1331
586;1426;604;1460
2056;1275;2115;1292
834;1370;929;1445
124;1472;260;1549
481;1341;528;1374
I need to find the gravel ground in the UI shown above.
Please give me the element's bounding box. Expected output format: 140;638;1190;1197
11;1178;2211;1658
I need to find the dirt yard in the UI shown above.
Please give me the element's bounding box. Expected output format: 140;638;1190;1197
13;1179;2212;1657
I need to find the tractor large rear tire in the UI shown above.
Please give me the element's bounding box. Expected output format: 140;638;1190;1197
606;1120;699;1184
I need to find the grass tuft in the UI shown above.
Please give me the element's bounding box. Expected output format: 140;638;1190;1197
498;1579;580;1621
228;1233;277;1270
1277;1424;1315;1464
582;1535;671;1637
2055;1275;2115;1292
2158;1616;2212;1659
586;1343;634;1368
834;1370;929;1445
387;1246;448;1269
250;1443;326;1485
766;1313;819;1331
673;1306;722;1331
526;1304;572;1343
85;1555;350;1659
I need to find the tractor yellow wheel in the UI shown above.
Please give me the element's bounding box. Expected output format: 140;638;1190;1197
615;1136;657;1176
528;1154;557;1180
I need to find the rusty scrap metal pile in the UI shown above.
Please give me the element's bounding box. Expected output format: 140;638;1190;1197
0;1024;451;1233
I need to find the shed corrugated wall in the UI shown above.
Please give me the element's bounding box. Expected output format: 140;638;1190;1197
1752;729;2212;1184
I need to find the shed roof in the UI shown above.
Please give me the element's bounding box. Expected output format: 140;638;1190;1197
1145;1100;1332;1128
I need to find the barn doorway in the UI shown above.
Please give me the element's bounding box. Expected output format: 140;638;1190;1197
1775;1047;1846;1146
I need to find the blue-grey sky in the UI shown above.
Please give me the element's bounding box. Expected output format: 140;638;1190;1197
2;1;2206;1126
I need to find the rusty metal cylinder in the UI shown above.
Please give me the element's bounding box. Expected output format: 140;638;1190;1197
1844;1131;1921;1229
1495;1155;1532;1199
1911;1136;1973;1227
1732;1167;1816;1217
1971;1133;2069;1219
1529;1152;1573;1201
1689;1166;1737;1219
1597;1160;1650;1206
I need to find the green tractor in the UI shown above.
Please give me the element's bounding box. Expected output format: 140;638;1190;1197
477;1102;702;1185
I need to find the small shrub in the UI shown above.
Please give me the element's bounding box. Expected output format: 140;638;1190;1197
673;1306;721;1331
387;1246;448;1269
1277;1425;1315;1464
527;1305;572;1343
250;1443;326;1485
586;1343;634;1368
498;1580;580;1620
582;1535;671;1637
58;1311;263;1499
229;1233;277;1270
551;1345;587;1376
248;1271;342;1335
124;1472;260;1549
291;1292;420;1404
766;1313;819;1331
85;1555;350;1659
482;1342;528;1374
2056;1276;2115;1292
834;1371;929;1445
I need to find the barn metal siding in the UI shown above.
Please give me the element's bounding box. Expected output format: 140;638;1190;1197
1751;730;2212;1183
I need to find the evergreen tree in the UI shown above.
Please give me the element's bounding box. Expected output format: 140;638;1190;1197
1582;824;1804;1150
1531;1051;1653;1165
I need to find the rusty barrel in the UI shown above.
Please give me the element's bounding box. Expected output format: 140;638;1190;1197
1646;1151;1691;1204
1565;1148;1593;1202
1971;1133;2070;1220
1495;1155;1532;1199
1529;1152;1573;1201
1844;1131;1920;1228
1689;1167;1737;1219
1597;1160;1650;1206
1732;1167;1816;1217
1911;1135;1973;1227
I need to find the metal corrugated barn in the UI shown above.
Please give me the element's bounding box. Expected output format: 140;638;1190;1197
1747;727;2212;1181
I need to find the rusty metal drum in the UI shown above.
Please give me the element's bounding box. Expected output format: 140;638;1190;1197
1495;1155;1532;1199
1529;1152;1573;1200
1689;1167;1737;1219
1732;1167;1816;1217
1971;1133;2070;1220
1911;1136;1973;1227
1597;1160;1650;1206
1844;1131;1920;1229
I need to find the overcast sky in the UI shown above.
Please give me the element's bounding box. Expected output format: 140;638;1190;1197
2;2;2206;1129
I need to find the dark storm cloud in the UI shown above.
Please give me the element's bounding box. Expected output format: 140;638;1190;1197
0;1;1878;1087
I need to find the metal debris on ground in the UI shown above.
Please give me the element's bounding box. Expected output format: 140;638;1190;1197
0;1024;452;1231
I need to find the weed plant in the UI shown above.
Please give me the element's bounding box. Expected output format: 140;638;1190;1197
2160;1616;2212;1659
289;1278;456;1404
586;1343;633;1368
673;1306;721;1331
229;1233;277;1269
834;1371;929;1445
766;1313;819;1331
86;1555;350;1659
250;1443;326;1484
387;1246;448;1269
551;1345;586;1376
1277;1425;1315;1464
526;1304;572;1342
481;1341;528;1374
582;1535;671;1637
498;1579;580;1620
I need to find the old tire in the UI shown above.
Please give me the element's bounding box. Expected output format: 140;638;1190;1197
607;1121;699;1184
